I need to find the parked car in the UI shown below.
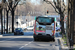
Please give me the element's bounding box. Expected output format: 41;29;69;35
51;22;61;31
56;22;61;31
23;27;27;31
14;28;24;35
26;26;34;31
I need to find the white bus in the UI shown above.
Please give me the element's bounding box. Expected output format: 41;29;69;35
33;16;56;41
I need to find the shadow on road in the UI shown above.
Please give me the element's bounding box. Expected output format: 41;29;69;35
0;47;48;50
0;38;33;41
2;31;33;36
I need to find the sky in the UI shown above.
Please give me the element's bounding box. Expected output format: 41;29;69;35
30;0;41;5
30;0;67;5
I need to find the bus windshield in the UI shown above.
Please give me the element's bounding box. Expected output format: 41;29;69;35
36;17;54;25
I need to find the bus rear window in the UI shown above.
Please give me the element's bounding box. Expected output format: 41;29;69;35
36;17;54;25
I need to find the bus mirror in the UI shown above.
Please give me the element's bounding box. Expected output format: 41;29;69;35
36;18;39;22
36;19;39;22
56;22;57;27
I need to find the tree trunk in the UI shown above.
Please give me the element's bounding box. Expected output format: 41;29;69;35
60;13;65;38
66;0;70;46
66;0;75;49
6;11;8;33
72;0;75;45
4;9;5;34
1;10;3;34
12;10;14;33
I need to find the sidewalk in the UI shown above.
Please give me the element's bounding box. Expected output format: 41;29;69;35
2;33;14;36
0;33;14;37
57;32;73;50
59;38;69;50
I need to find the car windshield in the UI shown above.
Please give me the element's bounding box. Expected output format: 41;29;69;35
27;26;33;28
15;28;22;30
51;22;60;27
30;26;33;27
36;17;54;25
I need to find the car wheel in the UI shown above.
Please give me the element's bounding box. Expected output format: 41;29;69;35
14;33;17;35
21;32;24;35
32;29;33;31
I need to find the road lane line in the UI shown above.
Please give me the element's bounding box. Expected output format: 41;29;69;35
19;46;25;49
24;44;28;46
28;42;32;44
19;41;33;49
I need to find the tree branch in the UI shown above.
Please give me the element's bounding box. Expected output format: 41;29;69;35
45;1;59;13
13;0;20;9
46;1;56;10
55;9;60;13
6;5;10;11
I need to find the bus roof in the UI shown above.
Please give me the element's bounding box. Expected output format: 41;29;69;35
36;15;59;18
35;16;55;19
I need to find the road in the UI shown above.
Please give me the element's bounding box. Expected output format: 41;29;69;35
0;31;61;50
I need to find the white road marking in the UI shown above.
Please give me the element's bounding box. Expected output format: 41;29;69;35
19;46;25;49
53;45;55;48
19;41;33;49
28;42;32;44
25;44;28;46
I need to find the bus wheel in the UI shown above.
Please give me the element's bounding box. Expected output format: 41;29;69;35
52;38;55;42
34;37;37;41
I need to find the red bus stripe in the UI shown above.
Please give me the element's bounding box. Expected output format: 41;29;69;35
34;20;36;35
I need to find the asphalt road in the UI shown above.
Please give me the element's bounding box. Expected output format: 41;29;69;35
0;31;61;50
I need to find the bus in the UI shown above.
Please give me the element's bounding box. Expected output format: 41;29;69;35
33;16;56;41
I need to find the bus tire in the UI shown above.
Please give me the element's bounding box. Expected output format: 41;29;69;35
14;33;17;35
34;37;37;41
52;39;55;42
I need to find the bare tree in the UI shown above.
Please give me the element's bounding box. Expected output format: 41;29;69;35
0;0;7;34
0;3;3;34
67;0;75;48
9;0;20;32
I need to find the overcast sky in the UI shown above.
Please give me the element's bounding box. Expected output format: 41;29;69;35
30;0;67;5
30;0;41;5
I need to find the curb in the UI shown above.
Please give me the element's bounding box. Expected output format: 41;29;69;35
59;38;69;50
2;33;14;36
57;32;69;50
59;35;75;50
59;38;75;50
